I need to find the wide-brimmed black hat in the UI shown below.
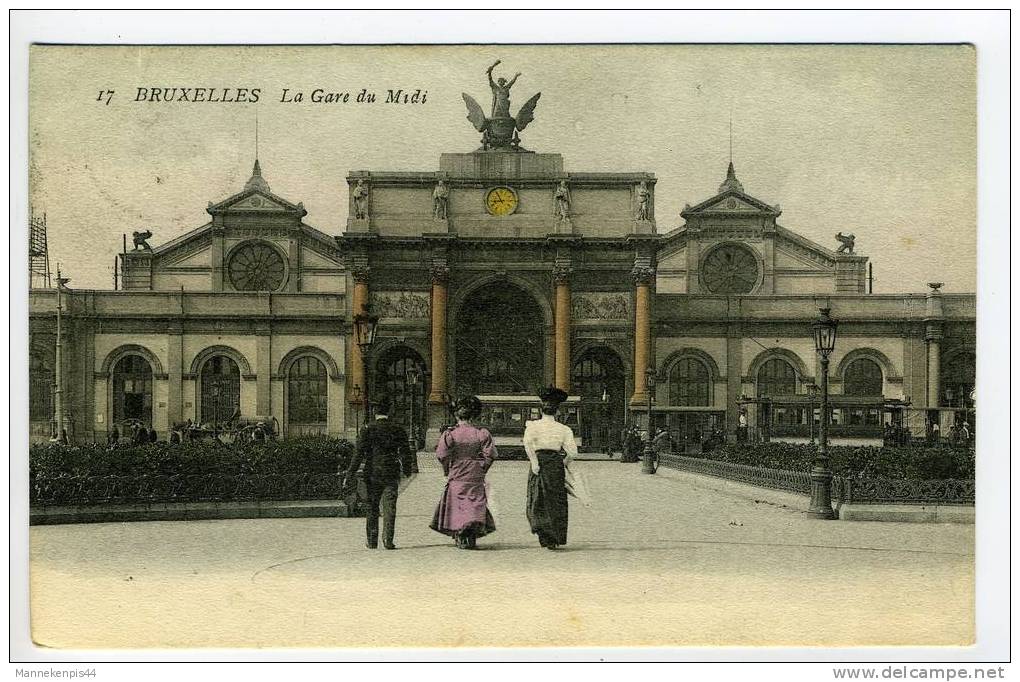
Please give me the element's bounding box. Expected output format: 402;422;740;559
538;386;569;406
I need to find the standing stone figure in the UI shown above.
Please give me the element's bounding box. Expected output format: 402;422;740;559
636;181;651;221
487;60;520;119
352;179;370;220
432;180;449;220
554;180;571;221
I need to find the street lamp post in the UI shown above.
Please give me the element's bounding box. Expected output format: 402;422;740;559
352;304;380;425
642;366;658;475
806;382;820;445
406;366;421;452
809;308;839;520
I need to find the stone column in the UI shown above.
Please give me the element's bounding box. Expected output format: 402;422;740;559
926;329;942;408
349;267;370;406
167;323;183;428
428;265;450;404
553;266;571;391
256;323;272;416
725;323;743;441
630;266;655;405
925;283;945;408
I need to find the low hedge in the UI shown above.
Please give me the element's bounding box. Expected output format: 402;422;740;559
30;437;356;506
700;442;975;481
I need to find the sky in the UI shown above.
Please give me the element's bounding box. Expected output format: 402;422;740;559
28;44;976;292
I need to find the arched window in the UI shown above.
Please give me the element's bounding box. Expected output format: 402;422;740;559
375;346;427;437
200;355;240;425
757;358;797;397
941;352;976;407
668;358;711;406
29;345;54;422
572;355;609;399
288;356;328;434
844;358;883;396
113;354;153;425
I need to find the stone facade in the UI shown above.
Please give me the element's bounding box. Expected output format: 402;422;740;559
28;138;975;449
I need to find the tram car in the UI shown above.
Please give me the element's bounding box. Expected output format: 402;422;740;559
469;395;583;459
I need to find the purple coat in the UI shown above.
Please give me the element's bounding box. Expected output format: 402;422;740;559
429;422;497;537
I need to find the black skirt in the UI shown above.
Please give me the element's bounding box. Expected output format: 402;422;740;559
526;450;568;546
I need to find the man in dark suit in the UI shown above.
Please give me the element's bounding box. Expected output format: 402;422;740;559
343;395;416;550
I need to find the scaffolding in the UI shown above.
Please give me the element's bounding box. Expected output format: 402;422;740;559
29;207;51;289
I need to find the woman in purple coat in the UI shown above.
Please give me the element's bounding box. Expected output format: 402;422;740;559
430;395;497;549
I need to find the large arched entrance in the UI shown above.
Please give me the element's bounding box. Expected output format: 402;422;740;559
454;281;545;396
571;346;626;452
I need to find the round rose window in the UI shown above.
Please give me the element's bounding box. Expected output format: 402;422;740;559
701;243;760;294
228;241;286;291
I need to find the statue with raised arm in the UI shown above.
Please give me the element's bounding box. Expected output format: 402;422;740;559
487;60;520;119
132;230;153;251
462;60;542;151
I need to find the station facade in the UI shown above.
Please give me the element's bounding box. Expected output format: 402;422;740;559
28;120;976;448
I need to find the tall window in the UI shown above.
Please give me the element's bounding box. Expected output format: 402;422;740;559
288;356;328;434
200;355;240;425
572;356;608;399
844;357;883;396
113;355;153;425
668;358;711;406
941;352;976;407
376;347;426;432
29;345;54;422
757;358;797;397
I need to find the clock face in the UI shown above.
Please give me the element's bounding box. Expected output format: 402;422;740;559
485;186;518;216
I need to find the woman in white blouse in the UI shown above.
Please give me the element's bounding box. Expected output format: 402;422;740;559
523;386;578;550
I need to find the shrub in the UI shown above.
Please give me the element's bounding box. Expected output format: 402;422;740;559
701;442;974;481
29;437;356;506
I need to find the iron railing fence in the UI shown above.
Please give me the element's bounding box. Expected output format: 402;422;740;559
658;455;974;506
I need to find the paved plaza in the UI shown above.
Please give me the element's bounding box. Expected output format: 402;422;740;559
29;461;974;649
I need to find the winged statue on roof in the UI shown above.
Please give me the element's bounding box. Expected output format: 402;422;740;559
462;60;541;151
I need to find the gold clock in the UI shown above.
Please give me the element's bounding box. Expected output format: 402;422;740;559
485;186;518;216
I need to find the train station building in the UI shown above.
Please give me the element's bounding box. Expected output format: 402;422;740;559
28;94;976;449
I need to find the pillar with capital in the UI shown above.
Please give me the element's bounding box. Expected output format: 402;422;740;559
349;266;370;407
428;264;450;405
630;265;655;405
553;264;572;391
925;282;945;408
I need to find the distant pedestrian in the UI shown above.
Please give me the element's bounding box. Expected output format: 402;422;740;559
169;430;181;445
108;425;120;446
343;395;415;550
148;427;159;443
653;428;671;457
960;421;971;443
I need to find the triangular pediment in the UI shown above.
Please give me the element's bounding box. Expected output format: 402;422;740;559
301;246;342;269
208;188;306;216
682;189;780;218
160;244;211;268
223;191;292;212
774;226;839;268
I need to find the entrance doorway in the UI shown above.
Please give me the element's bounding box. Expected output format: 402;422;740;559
454;281;544;396
571;347;625;452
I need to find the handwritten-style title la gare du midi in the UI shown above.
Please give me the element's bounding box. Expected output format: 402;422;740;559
130;87;428;104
